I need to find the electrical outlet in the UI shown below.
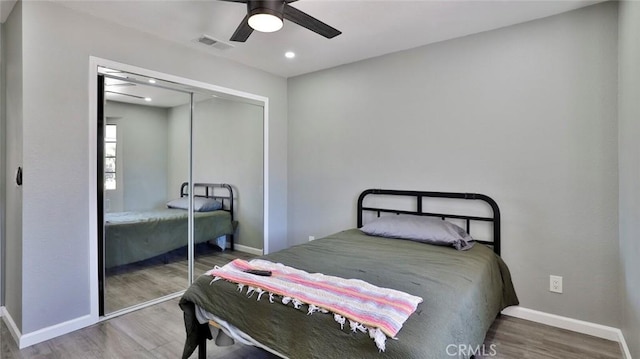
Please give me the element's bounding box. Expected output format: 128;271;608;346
550;275;563;293
308;236;315;242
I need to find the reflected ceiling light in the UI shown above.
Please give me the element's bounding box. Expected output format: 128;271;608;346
148;79;156;84
285;51;295;59
144;97;152;102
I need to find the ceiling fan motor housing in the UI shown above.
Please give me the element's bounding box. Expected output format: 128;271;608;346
248;1;286;21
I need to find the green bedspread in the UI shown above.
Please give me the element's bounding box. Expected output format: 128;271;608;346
180;229;518;359
105;209;235;268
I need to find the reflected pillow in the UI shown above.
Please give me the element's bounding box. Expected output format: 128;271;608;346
167;197;223;212
360;215;475;250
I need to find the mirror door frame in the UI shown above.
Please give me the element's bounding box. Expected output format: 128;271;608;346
88;56;270;321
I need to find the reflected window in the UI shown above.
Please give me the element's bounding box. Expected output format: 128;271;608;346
105;124;117;190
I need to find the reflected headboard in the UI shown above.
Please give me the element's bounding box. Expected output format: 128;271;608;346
357;189;501;255
179;182;234;222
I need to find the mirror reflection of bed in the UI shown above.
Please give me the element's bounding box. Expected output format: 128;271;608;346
101;77;264;315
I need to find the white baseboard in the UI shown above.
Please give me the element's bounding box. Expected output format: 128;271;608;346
19;314;95;349
502;306;632;359
1;308;96;349
1;307;22;347
234;243;263;256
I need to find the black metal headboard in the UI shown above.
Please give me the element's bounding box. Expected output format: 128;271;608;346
357;189;501;255
179;182;234;222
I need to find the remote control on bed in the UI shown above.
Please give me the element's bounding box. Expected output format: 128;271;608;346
243;269;272;276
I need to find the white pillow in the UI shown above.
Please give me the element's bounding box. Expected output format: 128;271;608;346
167;197;223;212
360;215;474;250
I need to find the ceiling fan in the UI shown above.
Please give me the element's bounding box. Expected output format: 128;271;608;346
220;0;342;42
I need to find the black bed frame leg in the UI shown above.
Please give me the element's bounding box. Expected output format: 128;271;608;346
198;333;207;359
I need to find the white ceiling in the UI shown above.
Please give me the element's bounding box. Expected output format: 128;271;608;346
23;1;605;78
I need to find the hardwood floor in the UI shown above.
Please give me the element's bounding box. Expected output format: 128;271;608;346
1;249;624;358
479;316;623;359
105;245;256;313
1;298;276;359
1;306;623;359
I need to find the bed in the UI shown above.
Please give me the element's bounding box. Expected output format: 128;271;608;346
104;183;237;268
179;189;518;359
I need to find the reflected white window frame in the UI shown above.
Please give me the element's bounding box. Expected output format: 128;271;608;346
105;124;117;190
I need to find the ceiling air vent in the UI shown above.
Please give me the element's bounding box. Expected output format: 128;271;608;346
196;35;234;51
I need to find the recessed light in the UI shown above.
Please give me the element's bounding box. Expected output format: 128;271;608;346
285;51;295;59
144;97;152;102
148;79;156;84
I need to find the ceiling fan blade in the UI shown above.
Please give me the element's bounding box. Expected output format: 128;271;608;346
105;82;135;87
230;14;254;42
283;4;341;39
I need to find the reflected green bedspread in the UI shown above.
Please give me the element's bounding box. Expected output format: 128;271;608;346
105;209;234;268
180;229;518;359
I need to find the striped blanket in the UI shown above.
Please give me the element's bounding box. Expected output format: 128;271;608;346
208;259;423;351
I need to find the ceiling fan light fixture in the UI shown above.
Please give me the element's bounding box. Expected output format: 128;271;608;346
248;12;283;33
226;0;341;42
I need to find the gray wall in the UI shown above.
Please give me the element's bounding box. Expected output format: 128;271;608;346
168;98;264;249
0;20;4;307
288;2;619;328
16;0;287;335
104;101;170;212
166;105;187;199
618;1;640;357
3;1;22;330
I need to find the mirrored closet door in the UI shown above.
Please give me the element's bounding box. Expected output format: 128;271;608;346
97;66;266;316
192;96;264;279
99;71;192;315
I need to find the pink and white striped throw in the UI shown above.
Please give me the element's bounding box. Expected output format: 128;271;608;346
208;259;423;351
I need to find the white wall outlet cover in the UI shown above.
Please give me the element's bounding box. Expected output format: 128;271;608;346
550;275;563;293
